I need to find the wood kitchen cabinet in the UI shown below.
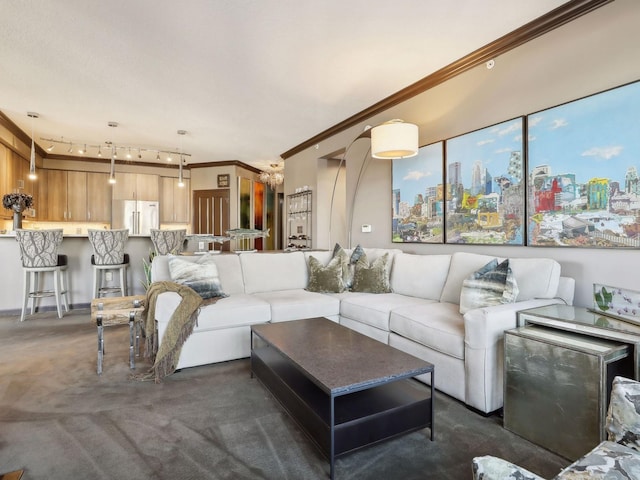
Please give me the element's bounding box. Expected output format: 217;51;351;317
44;170;88;221
87;172;111;222
112;173;159;201
38;169;102;222
160;177;190;223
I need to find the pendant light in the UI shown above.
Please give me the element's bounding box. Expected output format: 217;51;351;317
108;145;117;184
27;112;38;180
177;130;186;187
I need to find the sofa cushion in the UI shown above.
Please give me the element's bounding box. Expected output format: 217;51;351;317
168;255;227;299
253;289;340;322
390;302;465;359
306;253;347;293
241;251;308;294
340;293;431;331
391;253;451;300
440;252;561;304
352;252;392;293
194;294;271;331
459;259;519;314
509;257;561;300
151;253;246;295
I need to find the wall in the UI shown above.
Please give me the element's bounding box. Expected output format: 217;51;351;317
285;0;640;308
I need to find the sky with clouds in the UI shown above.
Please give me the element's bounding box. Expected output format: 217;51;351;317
528;80;640;185
391;80;640;205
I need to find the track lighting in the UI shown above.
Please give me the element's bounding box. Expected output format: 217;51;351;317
126;148;132;159
97;146;102;157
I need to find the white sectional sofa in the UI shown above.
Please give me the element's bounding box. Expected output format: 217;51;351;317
150;248;574;414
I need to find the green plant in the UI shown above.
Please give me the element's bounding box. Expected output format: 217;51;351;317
594;286;613;312
141;249;156;291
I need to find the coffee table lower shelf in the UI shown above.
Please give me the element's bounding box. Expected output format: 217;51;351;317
251;345;433;476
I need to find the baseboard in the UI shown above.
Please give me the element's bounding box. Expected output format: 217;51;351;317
0;303;90;316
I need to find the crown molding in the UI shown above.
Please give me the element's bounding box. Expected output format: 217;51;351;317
280;0;614;160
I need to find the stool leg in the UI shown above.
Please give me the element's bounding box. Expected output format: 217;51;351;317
129;311;135;369
30;271;37;315
61;267;69;312
121;267;127;297
21;269;30;322
54;268;63;319
93;267;99;299
97;313;104;375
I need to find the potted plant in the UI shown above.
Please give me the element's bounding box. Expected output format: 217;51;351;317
2;193;34;231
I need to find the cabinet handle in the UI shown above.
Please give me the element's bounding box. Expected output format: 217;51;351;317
88;211;91;220
63;211;67;220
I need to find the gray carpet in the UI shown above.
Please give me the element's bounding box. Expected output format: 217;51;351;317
0;310;568;479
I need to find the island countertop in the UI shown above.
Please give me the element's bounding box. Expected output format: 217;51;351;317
0;235;154;315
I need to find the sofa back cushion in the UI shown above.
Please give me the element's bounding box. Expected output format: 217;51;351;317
241;251;308;294
151;254;246;295
440;252;561;304
391;253;451;300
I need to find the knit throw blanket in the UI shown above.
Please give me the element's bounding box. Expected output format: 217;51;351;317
135;281;203;382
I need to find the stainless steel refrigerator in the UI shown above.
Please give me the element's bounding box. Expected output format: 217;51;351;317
112;200;159;235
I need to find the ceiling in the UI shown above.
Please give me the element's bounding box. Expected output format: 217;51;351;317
0;0;569;170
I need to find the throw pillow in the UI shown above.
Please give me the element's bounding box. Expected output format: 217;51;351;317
168;254;227;300
351;252;392;294
332;243;365;289
459;259;519;314
306;254;346;293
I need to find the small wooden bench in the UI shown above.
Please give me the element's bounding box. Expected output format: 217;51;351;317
90;295;146;375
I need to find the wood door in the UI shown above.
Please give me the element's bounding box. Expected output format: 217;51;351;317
160;177;174;222
0;145;10;219
46;170;68;221
66;171;87;221
136;173;159;201
87;172;111;222
193;189;230;251
112;172;137;200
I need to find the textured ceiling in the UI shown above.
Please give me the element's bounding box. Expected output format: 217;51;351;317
0;0;568;170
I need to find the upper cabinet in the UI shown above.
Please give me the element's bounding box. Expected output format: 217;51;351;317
112;173;159;201
87;172;111;222
160;177;190;223
40;170;87;221
37;169;111;222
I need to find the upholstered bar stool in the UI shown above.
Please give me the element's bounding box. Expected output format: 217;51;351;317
150;228;186;255
88;229;130;298
16;229;69;322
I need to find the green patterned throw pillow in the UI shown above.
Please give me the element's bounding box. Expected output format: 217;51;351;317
459;258;518;314
306;254;347;293
332;243;365;289
351;252;392;294
168;254;227;299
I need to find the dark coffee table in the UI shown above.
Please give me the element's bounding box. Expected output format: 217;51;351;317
250;317;434;479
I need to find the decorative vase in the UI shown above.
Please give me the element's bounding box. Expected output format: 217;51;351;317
13;211;22;231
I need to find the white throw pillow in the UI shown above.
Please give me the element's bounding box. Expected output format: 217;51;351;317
168;254;227;299
459;259;519;314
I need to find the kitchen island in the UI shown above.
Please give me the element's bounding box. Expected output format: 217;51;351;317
0;233;154;316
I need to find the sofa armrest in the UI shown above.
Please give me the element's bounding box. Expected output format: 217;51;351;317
464;298;565;349
463;298;565;413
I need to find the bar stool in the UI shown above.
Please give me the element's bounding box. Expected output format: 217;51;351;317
15;229;69;322
150;228;186;255
88;229;129;298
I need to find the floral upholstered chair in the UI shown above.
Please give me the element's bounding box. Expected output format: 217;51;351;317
473;376;640;479
150;229;186;255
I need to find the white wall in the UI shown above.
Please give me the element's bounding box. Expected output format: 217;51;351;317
285;0;640;308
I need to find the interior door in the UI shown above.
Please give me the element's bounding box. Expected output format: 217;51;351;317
193;189;230;251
